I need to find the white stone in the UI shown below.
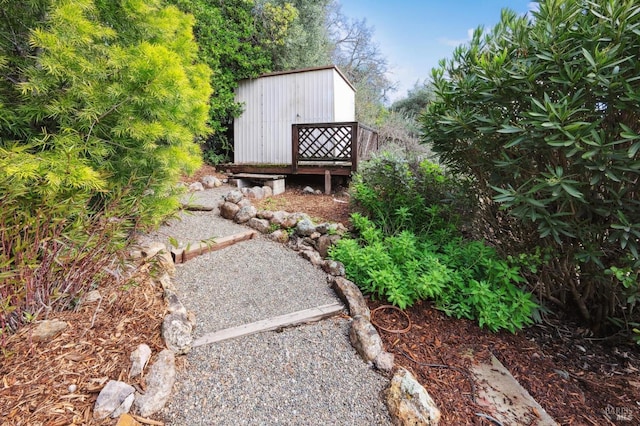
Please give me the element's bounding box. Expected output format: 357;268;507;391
386;368;441;425
134;350;176;417
32;320;67;342
129;344;152;378
93;380;135;420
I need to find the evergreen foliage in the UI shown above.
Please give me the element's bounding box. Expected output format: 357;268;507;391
421;0;640;331
0;0;211;334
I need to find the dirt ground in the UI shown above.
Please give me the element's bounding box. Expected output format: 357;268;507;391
1;165;638;425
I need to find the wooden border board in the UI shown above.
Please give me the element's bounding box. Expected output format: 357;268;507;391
192;302;345;347
171;229;258;264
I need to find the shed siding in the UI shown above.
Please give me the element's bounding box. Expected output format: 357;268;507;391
234;66;355;165
333;70;355;121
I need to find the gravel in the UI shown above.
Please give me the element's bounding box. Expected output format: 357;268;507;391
174;237;339;335
162;319;391;425
150;186;392;424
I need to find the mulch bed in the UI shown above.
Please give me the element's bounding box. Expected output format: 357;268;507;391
369;297;640;425
0;265;167;426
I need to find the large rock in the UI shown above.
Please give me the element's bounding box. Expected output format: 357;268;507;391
295;218;316;236
349;316;383;363
247;217;271;234
282;212;309;229
224;190;243;204
332;277;370;321
32;320;67;342
111;393;135;418
262;185;273;198
162;312;193;355
134;350;176;417
245;186;265;200
300;249;323;267
316;234;341;258
93;380;135;420
270;211;288;227
129;344;152;379
386;368;441;425
219;201;240;220
234;205;257;223
269;229;289;243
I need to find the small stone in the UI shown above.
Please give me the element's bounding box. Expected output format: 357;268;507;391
134;349;176;417
246;186;265;200
257;210;274;220
270;211;288;227
302;186;315;194
188;182;204;192
32;320;67;342
386;368;441;425
300;249;323;267
316;234;340;258
201;175;222;188
129;344;152;379
68;384;77;393
349;316;383;363
237;198;253;208
83;290;102;304
93;380;135;420
282;212;309;229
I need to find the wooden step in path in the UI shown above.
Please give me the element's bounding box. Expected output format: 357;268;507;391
192;302;345;347
171;229;258;263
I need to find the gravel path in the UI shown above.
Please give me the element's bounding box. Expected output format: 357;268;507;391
153;186;391;424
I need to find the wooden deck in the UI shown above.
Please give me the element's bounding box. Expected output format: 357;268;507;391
226;122;378;178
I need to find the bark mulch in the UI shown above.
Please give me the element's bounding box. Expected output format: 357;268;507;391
0;266;167;426
369;298;640;425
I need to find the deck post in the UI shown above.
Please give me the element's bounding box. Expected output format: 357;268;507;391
291;124;299;173
324;170;331;194
351;122;359;172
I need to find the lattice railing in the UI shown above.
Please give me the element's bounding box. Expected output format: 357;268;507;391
296;123;354;161
292;122;378;172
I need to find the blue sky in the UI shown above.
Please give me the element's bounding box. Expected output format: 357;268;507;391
338;1;537;102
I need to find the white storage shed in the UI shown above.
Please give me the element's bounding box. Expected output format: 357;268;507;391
233;66;356;165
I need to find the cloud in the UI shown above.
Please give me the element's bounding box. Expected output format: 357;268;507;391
437;28;474;47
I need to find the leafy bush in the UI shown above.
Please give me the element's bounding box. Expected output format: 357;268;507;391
421;0;640;332
330;214;538;332
350;151;472;236
0;0;211;335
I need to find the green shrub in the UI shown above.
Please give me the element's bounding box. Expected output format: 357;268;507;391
330;213;538;332
350;151;472;236
421;0;640;332
0;0;211;335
